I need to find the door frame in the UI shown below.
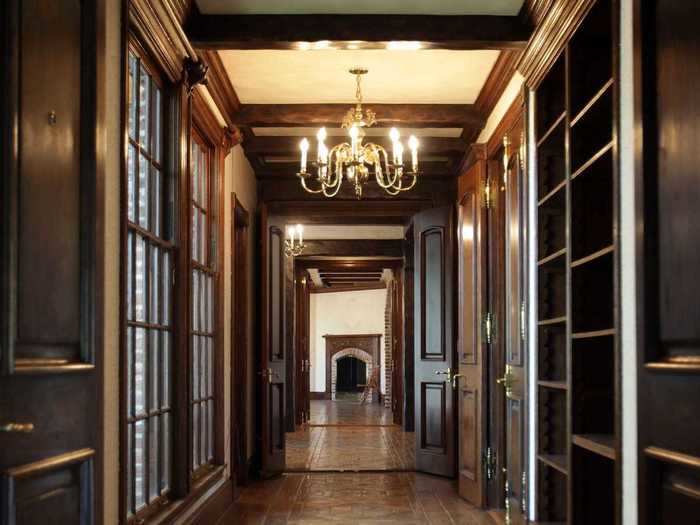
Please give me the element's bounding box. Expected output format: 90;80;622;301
231;194;249;486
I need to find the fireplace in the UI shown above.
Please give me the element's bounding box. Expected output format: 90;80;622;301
324;334;381;402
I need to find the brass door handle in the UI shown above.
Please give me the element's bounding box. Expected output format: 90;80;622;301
1;423;34;433
451;373;465;389
497;365;514;398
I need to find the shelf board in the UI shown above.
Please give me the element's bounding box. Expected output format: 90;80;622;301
537;111;567;148
538;454;568;475
538;179;567;207
538;248;567;267
572;434;616;460
538;316;567;327
538;380;568;390
570;78;614;127
570;245;614;268
571;141;614;180
572;328;616;340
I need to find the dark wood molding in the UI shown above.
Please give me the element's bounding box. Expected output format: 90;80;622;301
296;240;404;259
309;392;329;400
128;0;185;83
516;0;597;87
244;135;467;156
458;143;488;176
186;13;532;50
310;283;387;294
199;49;242;133
474;51;522;117
166;0;194;27
263;199;434;224
192;89;224;146
519;0;555;27
296;258;403;272
234;103;484;129
485;91;525;158
189;479;235;525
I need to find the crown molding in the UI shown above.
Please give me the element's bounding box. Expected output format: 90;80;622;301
517;0;596;88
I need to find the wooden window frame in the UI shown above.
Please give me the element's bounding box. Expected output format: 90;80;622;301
120;36;226;525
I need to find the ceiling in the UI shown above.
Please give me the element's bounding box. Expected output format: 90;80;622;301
289;224;405;240
219;50;499;104
196;0;525;16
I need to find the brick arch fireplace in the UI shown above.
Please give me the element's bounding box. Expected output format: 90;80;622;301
324;334;382;402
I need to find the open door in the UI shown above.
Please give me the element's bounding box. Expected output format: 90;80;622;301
294;266;310;426
391;276;404;426
414;206;456;477
1;0;99;520
457;161;489;505
260;209;286;475
503;130;527;524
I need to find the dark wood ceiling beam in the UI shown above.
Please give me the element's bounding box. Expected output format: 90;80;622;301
234;104;484;128
244;135;467;155
187;14;532;50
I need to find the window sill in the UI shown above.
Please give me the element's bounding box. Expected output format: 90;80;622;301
130;465;226;525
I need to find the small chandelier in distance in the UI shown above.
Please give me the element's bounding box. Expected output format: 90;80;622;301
297;68;420;199
284;224;305;258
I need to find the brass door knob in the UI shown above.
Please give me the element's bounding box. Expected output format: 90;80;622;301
496;365;514;398
1;423;34;433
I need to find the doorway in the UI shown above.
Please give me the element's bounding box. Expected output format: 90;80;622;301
287;251;415;472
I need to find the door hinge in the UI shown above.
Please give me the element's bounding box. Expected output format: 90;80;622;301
522;470;528;514
483;177;493;209
483;312;494;344
520;301;527;341
484;446;496;481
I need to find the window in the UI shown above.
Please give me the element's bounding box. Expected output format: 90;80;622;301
190;134;217;473
124;48;174;518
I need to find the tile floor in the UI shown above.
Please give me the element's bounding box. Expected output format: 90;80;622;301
218;472;494;524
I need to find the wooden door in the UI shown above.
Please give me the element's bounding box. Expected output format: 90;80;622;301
391;277;404;426
503;131;527;523
636;1;700;522
260;210;286;475
232;195;249;485
0;0;100;521
294;267;310;426
457;161;489;506
414;206;456;477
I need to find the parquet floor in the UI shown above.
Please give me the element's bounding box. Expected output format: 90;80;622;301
286;399;415;471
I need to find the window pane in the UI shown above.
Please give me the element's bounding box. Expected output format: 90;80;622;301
200;336;206;400
138;153;150;230
127;327;134;417
138;66;150;149
200;401;206;464
127;232;134;320
208;399;214;461
191;142;198;205
162;251;171;326
192;271;199;331
149;245;160;324
191;208;198;262
200;151;208;207
150;330;159;411
161;412;170;492
163;332;171;406
153;167;162;237
135;236;146;322
135;419;146;510
192;335;199;399
149;415;159;501
127;423;134;516
208;337;214;397
207;276;213;333
128;144;136;222
128;54;137;140
154;86;162;163
192;403;199;469
200;212;207;265
135;327;146;416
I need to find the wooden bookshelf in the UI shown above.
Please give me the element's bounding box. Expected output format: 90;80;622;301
534;1;619;523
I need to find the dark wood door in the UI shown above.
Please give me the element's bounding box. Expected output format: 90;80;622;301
636;1;700;522
294;267;310;425
413;206;456;477
260;210;286;475
503;132;527;524
1;0;99;521
457;161;489;506
391;277;404;426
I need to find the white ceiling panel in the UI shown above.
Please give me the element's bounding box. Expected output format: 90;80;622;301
196;0;524;16
286;224;406;240
219;49;500;104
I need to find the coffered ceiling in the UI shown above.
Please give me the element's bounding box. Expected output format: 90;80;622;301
195;0;525;16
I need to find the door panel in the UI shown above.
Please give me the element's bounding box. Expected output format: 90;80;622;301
457;161;488;506
637;1;700;522
260;212;286;475
504;126;527;523
391;277;404;426
414;206;455;477
1;0;98;522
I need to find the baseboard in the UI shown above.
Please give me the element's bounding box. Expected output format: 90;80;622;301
189;479;234;525
309;392;329;400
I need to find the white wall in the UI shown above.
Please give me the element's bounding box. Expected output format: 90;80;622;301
309;288;387;393
224;145;257;461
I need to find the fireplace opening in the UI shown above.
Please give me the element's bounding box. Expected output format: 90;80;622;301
336;356;367;393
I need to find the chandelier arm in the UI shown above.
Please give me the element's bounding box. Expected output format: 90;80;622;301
300;176;325;194
398;173;418;192
371;145;400;189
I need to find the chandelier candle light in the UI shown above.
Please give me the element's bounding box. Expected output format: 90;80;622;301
284;224;305;257
297;68;420;199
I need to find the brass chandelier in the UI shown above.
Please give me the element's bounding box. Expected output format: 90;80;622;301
297;68;420;199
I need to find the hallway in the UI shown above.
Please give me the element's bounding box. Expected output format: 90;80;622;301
286;399;415;471
218;472;493;524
